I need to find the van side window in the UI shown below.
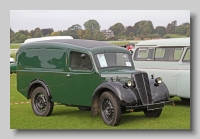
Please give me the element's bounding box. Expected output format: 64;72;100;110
134;48;149;60
138;48;149;58
134;48;155;61
183;48;190;62
174;48;184;60
155;47;183;61
155;48;165;59
70;51;92;71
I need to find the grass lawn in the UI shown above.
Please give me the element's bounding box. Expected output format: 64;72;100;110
10;74;190;129
10;44;21;49
164;34;187;38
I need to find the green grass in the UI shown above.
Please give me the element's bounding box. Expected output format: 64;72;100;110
10;74;190;129
10;44;21;49
164;34;187;38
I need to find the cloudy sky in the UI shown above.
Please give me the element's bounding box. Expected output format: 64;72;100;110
10;10;190;32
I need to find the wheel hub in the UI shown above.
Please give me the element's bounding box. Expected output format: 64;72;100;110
103;99;114;121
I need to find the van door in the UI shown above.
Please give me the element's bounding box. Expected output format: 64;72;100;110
66;51;96;106
177;48;190;99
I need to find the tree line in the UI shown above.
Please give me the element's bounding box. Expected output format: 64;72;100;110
10;19;190;43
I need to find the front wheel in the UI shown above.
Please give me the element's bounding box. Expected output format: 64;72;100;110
31;87;54;116
99;91;121;126
143;108;162;117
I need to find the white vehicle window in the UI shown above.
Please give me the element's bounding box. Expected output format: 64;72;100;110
183;48;190;62
137;48;149;58
174;48;184;60
155;47;184;61
155;48;165;58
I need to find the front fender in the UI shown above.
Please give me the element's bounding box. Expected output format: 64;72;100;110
149;78;170;102
93;81;138;106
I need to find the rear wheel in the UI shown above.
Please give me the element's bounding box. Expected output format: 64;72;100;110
143;108;162;117
31;87;54;116
99;91;121;126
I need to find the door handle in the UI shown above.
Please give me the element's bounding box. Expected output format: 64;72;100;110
66;74;70;77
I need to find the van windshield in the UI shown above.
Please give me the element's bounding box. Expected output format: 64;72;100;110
95;52;133;68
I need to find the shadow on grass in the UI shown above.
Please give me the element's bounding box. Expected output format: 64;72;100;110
166;99;190;107
51;106;91;117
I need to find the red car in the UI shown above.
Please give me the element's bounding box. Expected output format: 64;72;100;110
126;43;135;53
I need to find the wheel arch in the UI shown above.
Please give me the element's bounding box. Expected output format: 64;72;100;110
27;79;52;101
91;82;137;117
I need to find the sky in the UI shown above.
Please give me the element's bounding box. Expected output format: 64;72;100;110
10;10;190;32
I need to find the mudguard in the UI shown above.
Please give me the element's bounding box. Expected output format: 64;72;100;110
27;79;52;101
93;81;138;106
149;78;170;102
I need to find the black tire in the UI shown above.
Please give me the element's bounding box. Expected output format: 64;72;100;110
31;87;54;116
99;91;121;126
78;106;91;111
143;108;162;117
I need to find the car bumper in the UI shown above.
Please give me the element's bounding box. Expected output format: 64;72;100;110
126;100;173;111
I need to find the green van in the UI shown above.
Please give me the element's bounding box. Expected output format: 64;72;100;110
16;38;172;126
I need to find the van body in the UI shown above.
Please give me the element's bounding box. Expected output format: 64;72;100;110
132;37;190;101
16;38;172;126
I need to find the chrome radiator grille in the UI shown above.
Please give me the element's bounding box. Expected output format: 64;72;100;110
132;72;153;105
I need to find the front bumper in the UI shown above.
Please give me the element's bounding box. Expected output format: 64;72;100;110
126;100;173;111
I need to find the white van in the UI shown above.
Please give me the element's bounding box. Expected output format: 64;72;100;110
132;37;190;101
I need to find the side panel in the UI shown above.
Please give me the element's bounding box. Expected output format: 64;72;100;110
17;47;71;103
177;63;190;98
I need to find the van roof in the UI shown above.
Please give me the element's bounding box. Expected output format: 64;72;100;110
136;37;190;47
20;38;129;54
23;39;117;48
23;36;73;44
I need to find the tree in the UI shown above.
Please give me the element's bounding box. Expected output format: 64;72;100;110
175;22;190;35
51;31;61;36
186;29;190;37
63;24;82;39
19;30;29;36
78;29;92;39
166;20;177;34
41;28;54;36
84;20;100;38
11;32;28;43
29;28;43;38
93;31;105;41
109;23;125;36
154;26;166;37
133;20;154;37
10;28;15;43
70;24;82;31
175;25;186;35
125;26;134;37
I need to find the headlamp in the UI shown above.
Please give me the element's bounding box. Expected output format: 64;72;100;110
125;80;132;87
155;77;162;84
